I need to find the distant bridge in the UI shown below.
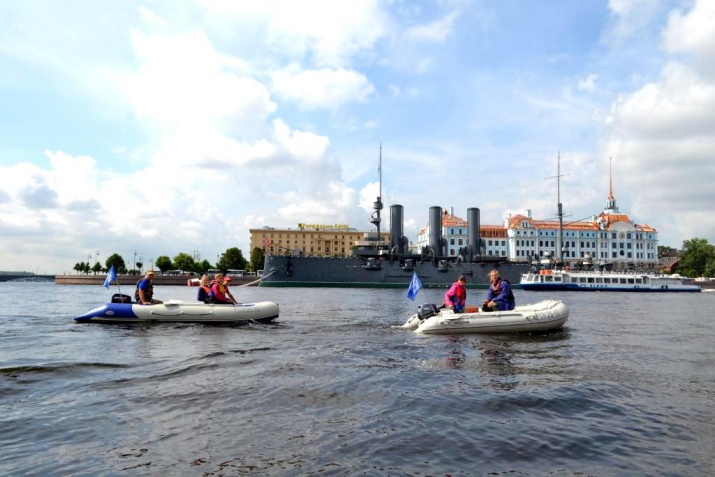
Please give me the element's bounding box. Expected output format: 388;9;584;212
0;273;55;282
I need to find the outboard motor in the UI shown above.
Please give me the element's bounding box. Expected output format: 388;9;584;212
111;293;133;304
418;303;439;320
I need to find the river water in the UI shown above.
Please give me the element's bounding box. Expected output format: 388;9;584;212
1;282;713;476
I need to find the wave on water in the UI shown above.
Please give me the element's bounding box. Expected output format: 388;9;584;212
0;361;130;377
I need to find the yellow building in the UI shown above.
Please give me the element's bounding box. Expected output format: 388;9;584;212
250;224;390;258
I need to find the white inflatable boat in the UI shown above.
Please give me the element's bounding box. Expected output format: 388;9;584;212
75;300;279;324
402;299;568;334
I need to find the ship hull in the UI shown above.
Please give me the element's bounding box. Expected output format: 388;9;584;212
260;255;529;288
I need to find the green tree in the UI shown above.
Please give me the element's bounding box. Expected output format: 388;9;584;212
105;254;126;273
73;262;82;275
136;261;143;274
155;255;172;272
218;247;247;271
250;247;265;273
91;262;102;275
677;238;715;277
82;262;91;274
196;259;212;274
658;245;678;257
173;252;196;272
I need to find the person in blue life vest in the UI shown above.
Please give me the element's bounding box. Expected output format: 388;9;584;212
135;269;163;305
483;269;515;311
444;275;467;313
197;274;210;303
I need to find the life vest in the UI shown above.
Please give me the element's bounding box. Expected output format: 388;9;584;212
445;282;467;306
134;278;153;303
209;281;229;302
197;286;210;303
490;278;515;302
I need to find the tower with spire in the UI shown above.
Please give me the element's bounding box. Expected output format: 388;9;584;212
604;157;619;213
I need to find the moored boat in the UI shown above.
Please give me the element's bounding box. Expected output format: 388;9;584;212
520;269;701;292
402;299;568;334
75;300;279;324
259;149;529;289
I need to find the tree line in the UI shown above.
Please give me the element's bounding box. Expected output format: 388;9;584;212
72;247;266;276
672;238;715;278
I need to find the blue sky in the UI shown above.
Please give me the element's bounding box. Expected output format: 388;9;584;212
1;0;714;273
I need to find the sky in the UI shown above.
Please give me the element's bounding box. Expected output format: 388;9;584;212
1;0;714;274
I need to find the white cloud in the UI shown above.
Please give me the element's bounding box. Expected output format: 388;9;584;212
404;11;459;43
604;0;659;43
662;0;715;78
118;30;270;131
137;5;168;29
601;60;715;245
578;73;599;92
199;0;387;67
272;67;374;110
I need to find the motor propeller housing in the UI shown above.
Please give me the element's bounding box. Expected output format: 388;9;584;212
417;303;439;320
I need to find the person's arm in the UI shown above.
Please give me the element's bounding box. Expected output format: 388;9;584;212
494;281;511;303
444;285;455;306
226;290;237;304
485;287;495;303
138;288;148;304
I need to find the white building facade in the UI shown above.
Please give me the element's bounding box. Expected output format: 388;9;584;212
416;183;659;271
506;184;659;270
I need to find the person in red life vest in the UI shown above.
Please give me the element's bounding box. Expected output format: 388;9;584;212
209;273;237;305
483;269;516;311
444;275;467;313
135;269;163;305
197;274;210;303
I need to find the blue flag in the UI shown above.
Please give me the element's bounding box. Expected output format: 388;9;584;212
103;265;116;289
407;271;422;301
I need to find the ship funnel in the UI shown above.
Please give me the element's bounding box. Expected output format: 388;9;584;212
467;207;480;260
429;206;443;257
390;204;404;255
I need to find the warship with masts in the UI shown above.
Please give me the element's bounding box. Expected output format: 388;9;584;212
259;149;529;288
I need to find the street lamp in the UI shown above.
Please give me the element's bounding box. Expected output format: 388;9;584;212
133;250;137;274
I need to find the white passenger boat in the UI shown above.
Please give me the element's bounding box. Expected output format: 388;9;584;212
402;299;568;335
520;269;701;292
75;299;279;324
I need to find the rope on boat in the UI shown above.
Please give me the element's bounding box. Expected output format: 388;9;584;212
236;270;275;287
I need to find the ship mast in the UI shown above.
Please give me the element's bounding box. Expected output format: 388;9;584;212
369;144;383;247
557;153;563;262
547;153;568;263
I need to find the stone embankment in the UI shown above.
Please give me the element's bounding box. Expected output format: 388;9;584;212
55;275;258;286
